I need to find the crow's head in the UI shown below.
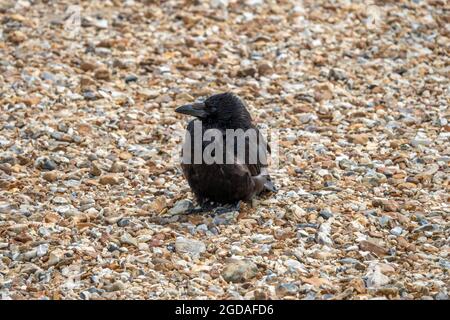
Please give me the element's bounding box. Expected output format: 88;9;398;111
176;92;252;128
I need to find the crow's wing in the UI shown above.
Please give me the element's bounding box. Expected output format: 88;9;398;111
234;126;270;177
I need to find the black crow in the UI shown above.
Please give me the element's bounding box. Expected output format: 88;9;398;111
175;92;276;213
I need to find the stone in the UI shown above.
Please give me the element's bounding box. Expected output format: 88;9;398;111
213;211;238;225
125;74;138;83
276;283;299;297
319;209;333;220
82;90;96;100
53;196;69;205
42;171;59;182
258;62;274;76
211;0;229;8
7;30;27;44
90;163;102;176
168;199;194;215
328;68;348;81
435;292;448;300
117;218;130;227
99;175;120;185
108;243;120;252
120;233;138;247
411;132;432;147
339;258;366;270
175;237;206;257
284;259;308;274
372;199;400;212
94;68;111;81
80;61;97;72
222;259;258;283
347;134;369;145
366;264;391;288
316;221;333;246
35;158;57;171
105;281;125;292
412;224;436;233
287;204;306;222
390;226;403;236
359;240;389;256
36;244;49;257
237;67;257;77
48;249;64;266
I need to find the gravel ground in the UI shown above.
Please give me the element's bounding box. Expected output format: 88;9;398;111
0;0;449;300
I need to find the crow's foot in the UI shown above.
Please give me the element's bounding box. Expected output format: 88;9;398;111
185;201;241;215
212;201;241;215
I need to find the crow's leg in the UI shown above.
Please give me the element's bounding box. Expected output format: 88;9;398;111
213;201;241;215
184;207;207;214
184;200;216;214
185;200;229;214
185;200;241;215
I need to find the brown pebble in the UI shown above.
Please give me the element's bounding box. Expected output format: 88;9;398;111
80;61;97;72
359;240;389;256
42;171;59;182
258;62;274;76
7;30;27;44
90;164;102;176
94;68;111;80
99;174;120;185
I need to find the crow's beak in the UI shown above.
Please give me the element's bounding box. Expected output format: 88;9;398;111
175;102;208;118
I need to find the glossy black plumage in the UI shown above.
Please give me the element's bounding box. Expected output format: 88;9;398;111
176;93;275;206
